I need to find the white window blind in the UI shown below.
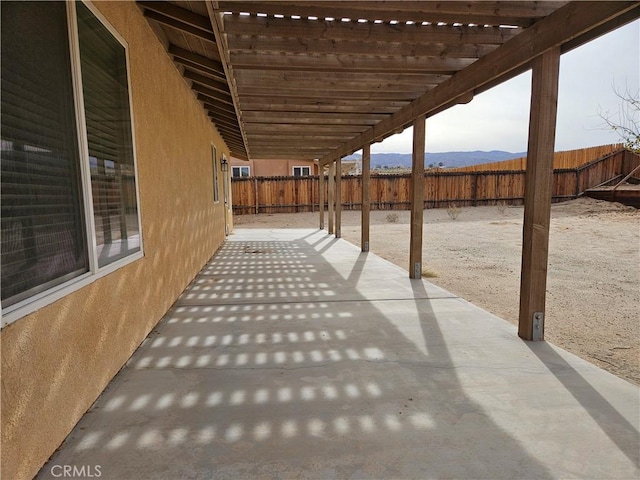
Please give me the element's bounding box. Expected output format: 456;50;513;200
1;1;143;320
77;2;140;267
1;1;89;307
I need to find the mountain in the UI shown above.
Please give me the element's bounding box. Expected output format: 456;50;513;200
343;150;527;169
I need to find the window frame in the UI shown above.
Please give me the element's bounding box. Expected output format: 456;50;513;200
212;145;220;203
1;0;144;327
293;166;311;176
231;166;250;178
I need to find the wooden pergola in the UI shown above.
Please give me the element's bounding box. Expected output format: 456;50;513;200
138;1;639;340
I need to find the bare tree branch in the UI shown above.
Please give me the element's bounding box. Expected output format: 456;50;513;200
599;84;640;154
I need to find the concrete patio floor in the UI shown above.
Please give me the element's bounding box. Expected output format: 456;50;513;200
38;228;639;479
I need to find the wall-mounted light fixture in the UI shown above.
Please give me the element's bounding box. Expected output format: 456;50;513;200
221;156;228;172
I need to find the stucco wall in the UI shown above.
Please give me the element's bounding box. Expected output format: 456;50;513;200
0;2;230;479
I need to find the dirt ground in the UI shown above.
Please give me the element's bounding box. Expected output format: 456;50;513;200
233;197;639;386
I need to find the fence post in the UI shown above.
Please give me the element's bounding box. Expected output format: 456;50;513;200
472;173;479;206
254;177;259;214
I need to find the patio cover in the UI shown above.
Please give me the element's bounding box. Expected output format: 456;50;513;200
137;1;639;163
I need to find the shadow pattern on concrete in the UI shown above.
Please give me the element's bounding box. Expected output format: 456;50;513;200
37;229;639;479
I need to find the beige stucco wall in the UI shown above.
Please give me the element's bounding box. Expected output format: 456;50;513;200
0;2;231;479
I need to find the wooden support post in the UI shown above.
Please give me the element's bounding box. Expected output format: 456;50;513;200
319;166;325;229
409;115;426;279
335;157;342;238
518;47;560;341
361;144;371;252
328;161;335;234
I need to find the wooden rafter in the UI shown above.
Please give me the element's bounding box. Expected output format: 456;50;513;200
191;84;234;104
223;15;521;44
207;1;252;159
230;53;473;73
183;70;231;92
142;10;216;43
218;1;564;27
237;88;426;100
233;71;451;84
137;1;248;158
138;1;213;34
168;44;222;69
137;1;638;162
227;36;497;58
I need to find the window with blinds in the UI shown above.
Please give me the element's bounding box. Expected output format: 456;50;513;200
77;2;140;267
1;1;89;307
1;1;142;318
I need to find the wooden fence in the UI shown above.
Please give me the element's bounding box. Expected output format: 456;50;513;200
451;143;623;172
232;149;638;215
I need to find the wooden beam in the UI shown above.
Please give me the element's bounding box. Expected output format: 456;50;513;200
168;44;222;70
238;87;425;100
409;115;426;279
203;104;239;122
175;57;227;82
192;83;234;105
318;2;639;166
184;70;231;94
246;124;368;134
143;10;216;43
230;52;474;73
241;104;402;115
223;15;520;44
197;93;235;111
361;143;370;252
215;135;245;148
227;36;496;58
288;1;565;17
207;2;251;158
335;157;342;238
235;71;451;84
218;1;561;27
244;111;387;121
207;114;240;131
328;162;335;234
235;77;444;93
243;153;319;160
518;47;561;341
138;1;213;32
246;145;332;152
247;134;355;142
561;5;640;54
211;121;243;135
319;166;325;230
238;97;411;109
243;114;384;126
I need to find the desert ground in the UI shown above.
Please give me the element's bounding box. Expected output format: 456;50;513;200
233;197;639;386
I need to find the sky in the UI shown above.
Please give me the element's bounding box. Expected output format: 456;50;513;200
371;19;639;154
